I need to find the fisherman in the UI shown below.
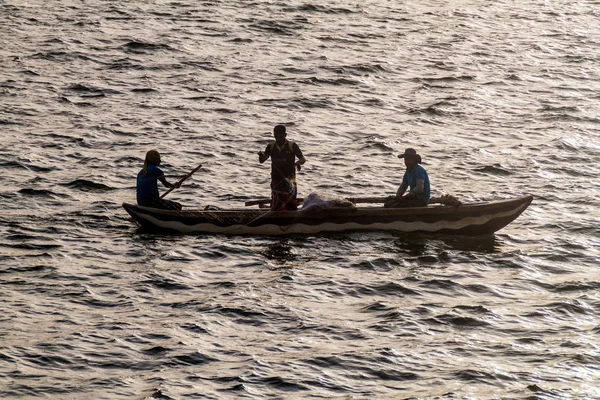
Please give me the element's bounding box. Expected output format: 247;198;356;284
384;148;431;208
136;150;182;210
258;125;306;211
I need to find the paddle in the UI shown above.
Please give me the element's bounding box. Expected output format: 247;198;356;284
244;196;389;207
160;163;202;199
245;198;280;207
347;197;389;204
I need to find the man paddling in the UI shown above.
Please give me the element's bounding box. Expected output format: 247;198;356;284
136;150;182;210
258;125;306;211
385;148;430;208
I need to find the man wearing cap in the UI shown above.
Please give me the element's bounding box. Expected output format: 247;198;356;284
384;148;431;208
136;150;182;210
258;125;306;211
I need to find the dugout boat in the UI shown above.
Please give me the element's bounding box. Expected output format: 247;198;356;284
122;195;533;236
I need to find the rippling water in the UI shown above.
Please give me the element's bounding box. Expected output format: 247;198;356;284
2;0;600;398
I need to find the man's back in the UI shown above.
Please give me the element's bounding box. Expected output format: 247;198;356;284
266;140;303;181
136;164;162;206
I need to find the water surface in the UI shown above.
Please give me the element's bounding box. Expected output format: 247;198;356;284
1;0;599;398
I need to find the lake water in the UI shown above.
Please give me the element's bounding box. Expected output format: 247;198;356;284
1;0;599;398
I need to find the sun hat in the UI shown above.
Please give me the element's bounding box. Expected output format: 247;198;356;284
398;148;422;164
398;148;419;158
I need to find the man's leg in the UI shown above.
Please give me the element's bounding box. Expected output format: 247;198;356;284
384;195;426;208
153;198;182;210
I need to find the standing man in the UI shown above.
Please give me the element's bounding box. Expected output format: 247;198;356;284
258;125;306;211
384;148;430;208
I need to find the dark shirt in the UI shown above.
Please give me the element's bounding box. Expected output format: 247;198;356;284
263;140;304;181
136;164;163;206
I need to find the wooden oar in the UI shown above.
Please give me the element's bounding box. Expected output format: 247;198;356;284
160;163;202;199
244;198;281;207
346;196;388;204
244;196;389;207
244;194;463;208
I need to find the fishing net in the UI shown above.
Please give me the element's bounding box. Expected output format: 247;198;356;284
429;194;462;206
301;191;356;213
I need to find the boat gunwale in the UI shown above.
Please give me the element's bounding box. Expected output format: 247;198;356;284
123;195;533;218
122;195;533;236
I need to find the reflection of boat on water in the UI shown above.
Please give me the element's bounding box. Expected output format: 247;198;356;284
122;195;533;236
391;231;502;254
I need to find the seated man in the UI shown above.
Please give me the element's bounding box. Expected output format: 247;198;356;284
384;148;430;208
136;150;182;210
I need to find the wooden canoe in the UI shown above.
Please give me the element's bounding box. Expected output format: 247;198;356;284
122;195;533;236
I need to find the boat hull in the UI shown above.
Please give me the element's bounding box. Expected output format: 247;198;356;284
122;195;533;236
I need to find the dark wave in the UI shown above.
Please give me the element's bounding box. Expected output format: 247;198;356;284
473;165;512;176
228;37;253;43
413;75;476;83
18;188;65;197
62;179;114;191
131;88;159;93
120;40;174;54
321;63;389;75
247;20;305;36
180;60;222;72
298;76;363;86
64;83;121;95
169;351;218;366
106;59;147;70
1;161;54;172
295;4;358;14
0;119;27;125
138;275;191;291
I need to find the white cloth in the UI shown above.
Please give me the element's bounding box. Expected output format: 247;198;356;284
301;192;356;212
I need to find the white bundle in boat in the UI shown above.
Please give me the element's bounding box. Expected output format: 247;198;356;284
301;192;356;212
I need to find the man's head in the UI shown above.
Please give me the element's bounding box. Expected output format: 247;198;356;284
398;148;421;168
273;125;287;145
145;150;161;166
